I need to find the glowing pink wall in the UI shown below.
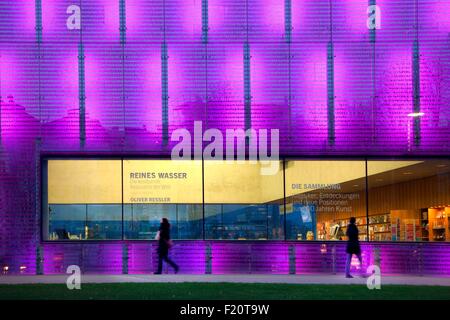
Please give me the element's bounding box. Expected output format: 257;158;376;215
0;0;449;275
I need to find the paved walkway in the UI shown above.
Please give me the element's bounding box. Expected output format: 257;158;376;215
1;274;450;286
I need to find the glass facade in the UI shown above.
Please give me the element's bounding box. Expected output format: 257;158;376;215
43;158;450;242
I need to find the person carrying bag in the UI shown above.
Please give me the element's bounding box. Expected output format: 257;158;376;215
154;218;179;274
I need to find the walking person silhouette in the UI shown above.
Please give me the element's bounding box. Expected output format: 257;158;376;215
154;218;179;274
345;217;363;278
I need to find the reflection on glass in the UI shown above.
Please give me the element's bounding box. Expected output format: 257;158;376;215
124;204;202;240
176;204;203;239
204;161;284;240
86;205;122;240
124;204;175;240
48;204;86;240
285;203;316;241
368;160;450;242
205;204;283;240
48;204;122;240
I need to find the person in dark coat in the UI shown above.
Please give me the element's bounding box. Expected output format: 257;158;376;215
345;217;362;278
154;218;179;274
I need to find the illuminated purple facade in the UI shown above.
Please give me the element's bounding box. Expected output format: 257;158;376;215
0;1;449;275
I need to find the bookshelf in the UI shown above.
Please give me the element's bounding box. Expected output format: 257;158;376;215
420;208;429;241
368;214;391;241
429;207;449;241
317;208;450;242
324;216;368;241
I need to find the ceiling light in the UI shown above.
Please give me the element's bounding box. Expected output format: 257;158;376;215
407;112;425;117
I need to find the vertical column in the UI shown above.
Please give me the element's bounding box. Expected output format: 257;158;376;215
161;0;169;146
417;243;423;276
35;0;43;43
202;0;209;44
120;0;126;148
369;0;376;43
288;245;296;274
244;43;251;132
285;0;292;141
202;0;208;132
36;245;44;275
35;0;43;275
161;43;169;145
327;0;335;145
373;245;380;269
201;0;208;241
331;244;336;274
35;138;43;273
36;0;42;135
122;243;128;274
119;0;126;44
41;160;49;241
78;43;86;147
284;0;292;43
412;40;421;145
412;0;421;146
244;0;251;133
327;42;335;145
369;0;376;144
205;243;212;274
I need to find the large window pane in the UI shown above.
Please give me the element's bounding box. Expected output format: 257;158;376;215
45;158;449;242
45;159;122;240
122;160;202;204
124;204;176;240
285;160;367;241
124;204;202;240
48;204;122;240
204;161;284;240
86;205;122;240
123;160;203;239
48;205;86;240
176;204;203;239
47;160;122;204
368;160;450;241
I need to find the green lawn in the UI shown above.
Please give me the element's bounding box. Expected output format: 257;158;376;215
0;283;449;300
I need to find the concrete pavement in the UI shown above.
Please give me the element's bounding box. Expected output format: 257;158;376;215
1;274;450;286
